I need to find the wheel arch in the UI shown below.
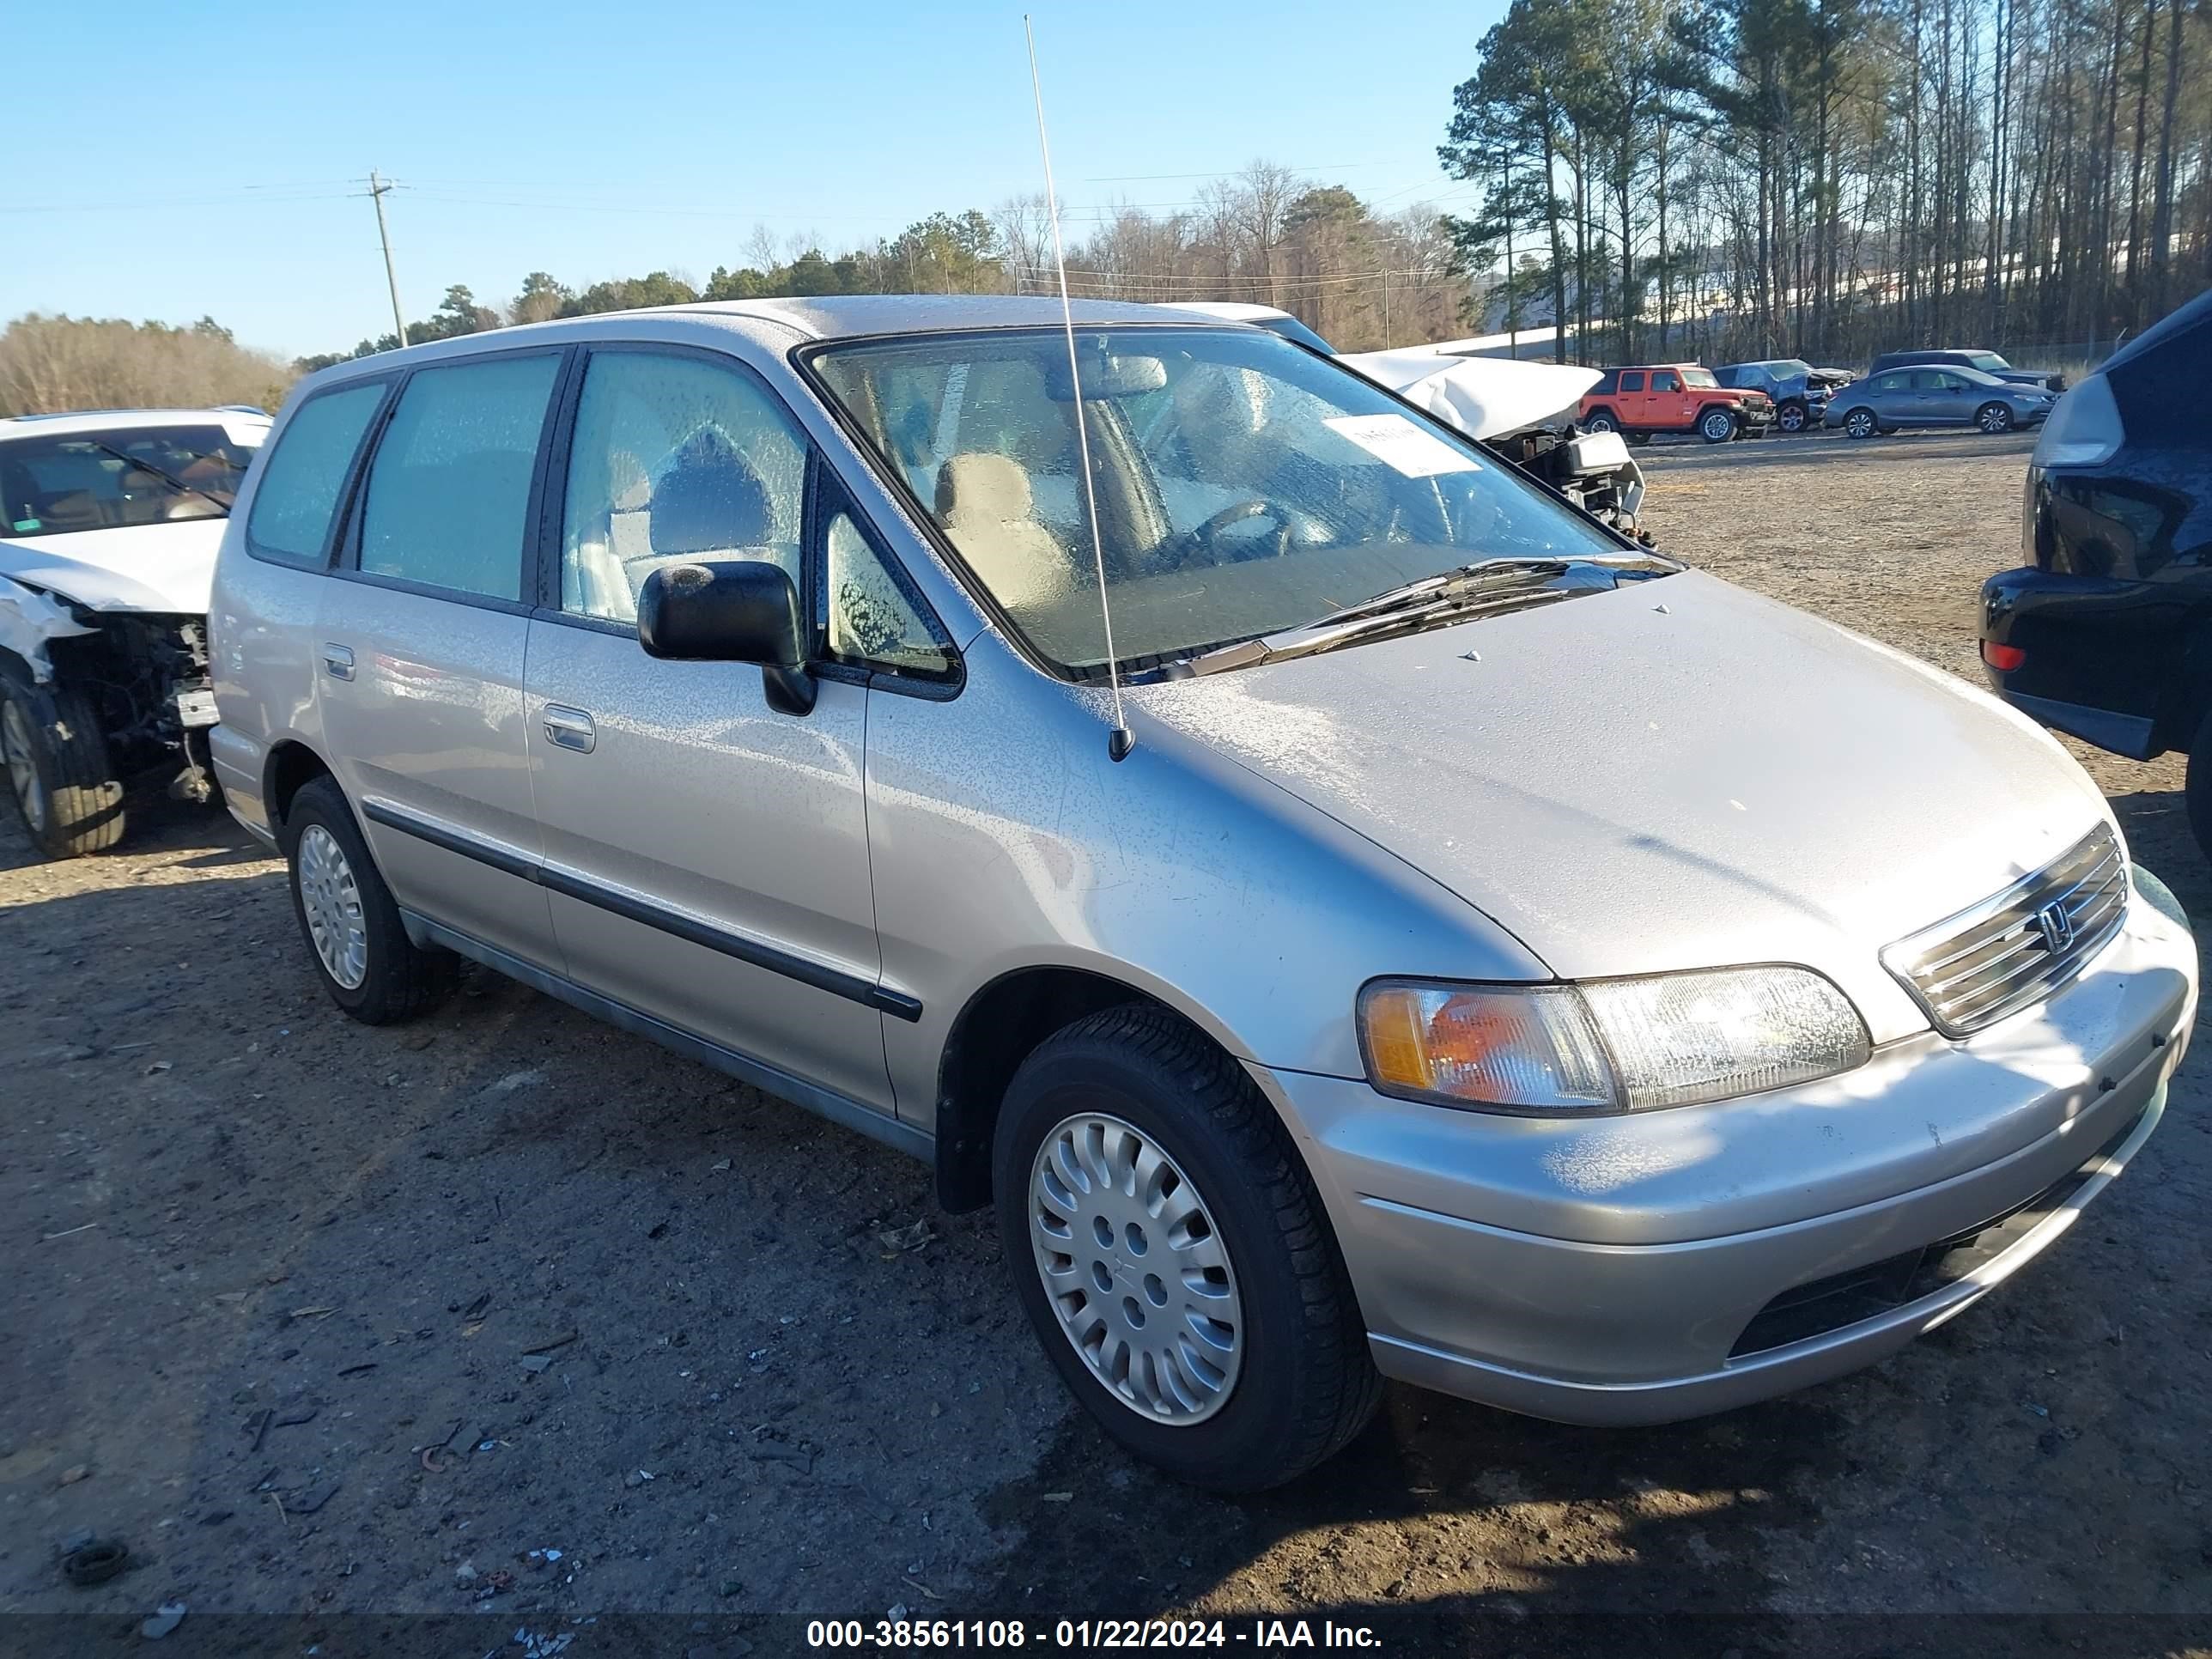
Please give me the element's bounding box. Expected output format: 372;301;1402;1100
2153;608;2212;754
933;963;1249;1213
264;738;337;832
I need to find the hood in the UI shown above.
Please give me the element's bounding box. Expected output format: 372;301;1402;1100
1129;570;2112;1044
1338;350;1600;440
1808;366;1855;387
0;517;226;615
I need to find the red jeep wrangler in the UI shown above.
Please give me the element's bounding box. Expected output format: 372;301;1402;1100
1577;364;1774;444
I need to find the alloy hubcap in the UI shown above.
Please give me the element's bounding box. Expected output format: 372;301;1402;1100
295;823;369;990
1850;412;1874;436
1028;1112;1243;1425
1;699;45;833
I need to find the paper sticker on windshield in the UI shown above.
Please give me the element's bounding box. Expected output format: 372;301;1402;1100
1322;414;1481;478
11;519;39;532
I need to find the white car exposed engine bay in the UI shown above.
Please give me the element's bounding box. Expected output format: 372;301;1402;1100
0;407;269;856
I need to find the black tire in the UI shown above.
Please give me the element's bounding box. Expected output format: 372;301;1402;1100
1977;401;2015;434
1583;408;1620;434
281;775;455;1024
1844;407;1878;440
994;1004;1381;1492
2187;712;2212;863
1699;407;1739;444
1777;399;1809;433
0;677;125;858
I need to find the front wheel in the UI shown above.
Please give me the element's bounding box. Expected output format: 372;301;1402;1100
1700;408;1738;444
282;776;455;1024
1777;400;1808;433
0;678;124;858
1977;402;2015;434
1844;408;1878;440
994;1005;1380;1491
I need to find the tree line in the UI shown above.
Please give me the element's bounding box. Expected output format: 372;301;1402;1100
290;174;1469;373
1442;0;2209;368
8;11;2208;424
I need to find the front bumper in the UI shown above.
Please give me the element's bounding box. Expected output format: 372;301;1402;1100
1253;867;2196;1425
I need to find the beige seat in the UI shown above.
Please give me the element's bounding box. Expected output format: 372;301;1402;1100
934;453;1078;614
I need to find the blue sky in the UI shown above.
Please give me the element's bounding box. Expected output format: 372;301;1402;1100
5;1;1498;359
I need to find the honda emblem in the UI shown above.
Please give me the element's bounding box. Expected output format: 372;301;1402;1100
2034;900;2076;955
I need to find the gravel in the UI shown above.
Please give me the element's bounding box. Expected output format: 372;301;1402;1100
2;425;2206;1652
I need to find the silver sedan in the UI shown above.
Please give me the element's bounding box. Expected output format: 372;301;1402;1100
1826;363;2058;436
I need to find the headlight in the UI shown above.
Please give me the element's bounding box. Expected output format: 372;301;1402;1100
1358;969;1872;1115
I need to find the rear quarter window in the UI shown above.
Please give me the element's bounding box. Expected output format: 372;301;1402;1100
356;354;562;602
246;381;390;568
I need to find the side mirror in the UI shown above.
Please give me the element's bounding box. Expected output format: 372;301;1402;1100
637;559;816;715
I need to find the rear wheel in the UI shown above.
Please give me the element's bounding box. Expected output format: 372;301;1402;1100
1977;401;2015;434
994;1004;1380;1491
1844;407;1878;440
1700;408;1738;444
0;678;124;859
1583;408;1620;434
282;776;455;1024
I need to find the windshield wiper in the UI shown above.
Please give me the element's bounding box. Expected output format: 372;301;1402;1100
1178;554;1674;678
86;442;229;513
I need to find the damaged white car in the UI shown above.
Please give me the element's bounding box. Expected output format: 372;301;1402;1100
0;408;270;856
1164;302;1647;539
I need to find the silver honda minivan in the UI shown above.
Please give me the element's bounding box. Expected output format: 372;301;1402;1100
210;296;2197;1491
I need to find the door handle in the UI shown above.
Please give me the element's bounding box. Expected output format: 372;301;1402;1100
321;643;355;681
542;704;596;754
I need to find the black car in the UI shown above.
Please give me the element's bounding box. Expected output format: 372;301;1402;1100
1869;348;2066;393
1978;288;2212;849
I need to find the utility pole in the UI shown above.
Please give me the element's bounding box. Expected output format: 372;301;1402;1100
368;171;408;347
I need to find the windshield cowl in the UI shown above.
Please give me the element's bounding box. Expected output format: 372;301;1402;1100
1170;554;1678;678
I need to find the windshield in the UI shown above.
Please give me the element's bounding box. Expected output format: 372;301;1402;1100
1967;352;2013;373
0;425;258;538
1681;368;1719;388
808;326;1623;673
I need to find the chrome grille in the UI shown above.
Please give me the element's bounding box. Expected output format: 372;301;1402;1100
1881;824;2129;1037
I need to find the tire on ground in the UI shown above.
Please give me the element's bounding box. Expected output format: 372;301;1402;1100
1701;408;1739;443
2185;708;2212;863
281;775;457;1024
0;677;125;859
993;1002;1382;1492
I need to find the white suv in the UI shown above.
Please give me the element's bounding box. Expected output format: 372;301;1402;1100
0;406;269;855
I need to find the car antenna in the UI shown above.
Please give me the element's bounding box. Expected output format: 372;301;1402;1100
1024;13;1133;763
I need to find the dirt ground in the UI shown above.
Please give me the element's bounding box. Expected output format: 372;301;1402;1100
4;426;2210;1658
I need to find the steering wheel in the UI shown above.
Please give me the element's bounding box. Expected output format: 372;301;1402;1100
1172;498;1298;567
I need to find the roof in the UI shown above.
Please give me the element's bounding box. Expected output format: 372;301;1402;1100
1161;301;1297;324
0;407;273;440
673;294;1204;339
293;294;1299;395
